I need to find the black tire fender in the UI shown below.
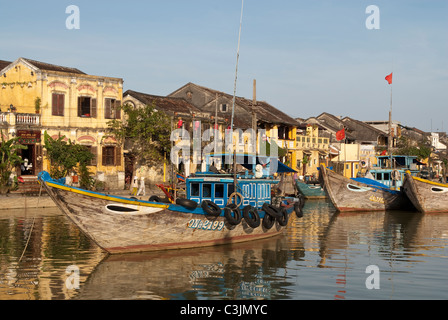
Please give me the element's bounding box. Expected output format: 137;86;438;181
262;213;275;229
262;203;282;219
277;207;289;226
243;205;261;228
148;195;162;202
201;200;221;217
224;203;242;225
294;201;303;218
176;198;198;210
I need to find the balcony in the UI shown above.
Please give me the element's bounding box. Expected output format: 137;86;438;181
0;112;41;126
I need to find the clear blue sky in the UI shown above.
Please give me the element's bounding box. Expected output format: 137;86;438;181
1;0;447;132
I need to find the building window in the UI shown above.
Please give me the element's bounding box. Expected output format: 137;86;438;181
105;98;121;119
84;146;97;166
52;93;65;116
102;146;121;166
220;104;228;112
78;97;97;118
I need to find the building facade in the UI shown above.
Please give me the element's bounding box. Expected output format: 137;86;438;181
0;58;125;189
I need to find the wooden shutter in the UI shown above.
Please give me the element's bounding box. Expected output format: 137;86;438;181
115;100;121;119
59;94;65;116
115;146;122;167
91;98;97;118
104;98;111;119
90;146;97;166
52;94;57;115
102;147;107;166
78;97;82;117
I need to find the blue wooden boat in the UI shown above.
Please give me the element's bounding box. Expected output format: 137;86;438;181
295;179;326;199
369;155;420;190
38;153;303;254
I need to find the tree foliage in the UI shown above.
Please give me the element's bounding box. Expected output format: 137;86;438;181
395;136;432;160
107;103;171;166
0;131;27;193
43;131;94;187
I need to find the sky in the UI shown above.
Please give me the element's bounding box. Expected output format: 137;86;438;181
0;0;447;132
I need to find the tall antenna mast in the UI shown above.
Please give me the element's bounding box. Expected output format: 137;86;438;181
230;0;244;132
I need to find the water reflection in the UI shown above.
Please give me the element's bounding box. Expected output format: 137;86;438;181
0;200;448;300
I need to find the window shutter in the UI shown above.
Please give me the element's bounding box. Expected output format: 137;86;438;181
90;146;97;166
115;146;122;167
59;94;65;116
78;97;82;117
52;94;57;116
102;147;107;166
91;99;97;118
115;100;121;119
105;98;111;119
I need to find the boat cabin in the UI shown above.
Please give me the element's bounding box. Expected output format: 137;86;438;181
369;155;421;190
186;153;295;209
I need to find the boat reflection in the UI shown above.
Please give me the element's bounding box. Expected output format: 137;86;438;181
75;235;293;300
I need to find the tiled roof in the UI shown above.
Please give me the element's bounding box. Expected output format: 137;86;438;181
124;90;202;115
184;83;298;127
0;60;12;71
22;58;86;75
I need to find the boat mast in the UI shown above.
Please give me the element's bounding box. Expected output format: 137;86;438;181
230;0;244;201
388;79;393;169
230;0;244;133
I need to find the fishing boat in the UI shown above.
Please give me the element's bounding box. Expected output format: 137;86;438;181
369;155;420;190
295;179;326;199
319;165;412;212
402;171;448;213
38;154;303;254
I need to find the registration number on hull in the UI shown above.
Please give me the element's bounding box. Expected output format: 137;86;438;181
369;195;385;204
188;219;225;231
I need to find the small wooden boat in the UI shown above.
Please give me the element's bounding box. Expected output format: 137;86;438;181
402;171;448;213
295;179;326;199
38;155;302;254
319;165;411;212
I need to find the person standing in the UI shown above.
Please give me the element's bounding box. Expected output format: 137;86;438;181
137;177;146;196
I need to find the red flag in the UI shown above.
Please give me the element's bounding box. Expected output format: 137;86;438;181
385;73;393;84
336;128;345;141
380;150;387;155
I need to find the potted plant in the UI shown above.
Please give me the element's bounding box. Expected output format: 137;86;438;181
34;97;41;114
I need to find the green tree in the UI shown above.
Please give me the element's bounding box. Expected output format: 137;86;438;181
43;132;94;187
395;136;432;160
107;103;171;166
0;131;27;194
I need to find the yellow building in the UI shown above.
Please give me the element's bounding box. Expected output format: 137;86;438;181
296;124;330;178
0;58;124;189
329;143;361;178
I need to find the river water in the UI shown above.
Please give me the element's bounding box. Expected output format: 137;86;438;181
0;199;447;300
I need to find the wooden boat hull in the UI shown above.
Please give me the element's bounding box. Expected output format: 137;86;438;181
320;165;410;212
295;180;326;199
403;172;448;213
38;173;297;254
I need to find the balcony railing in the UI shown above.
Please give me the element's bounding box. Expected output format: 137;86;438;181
0;112;41;126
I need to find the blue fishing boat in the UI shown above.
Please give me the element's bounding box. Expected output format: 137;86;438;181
38;153;303;254
369;155;421;190
295;179;326;199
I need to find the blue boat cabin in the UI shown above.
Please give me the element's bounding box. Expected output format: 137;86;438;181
186;153;286;209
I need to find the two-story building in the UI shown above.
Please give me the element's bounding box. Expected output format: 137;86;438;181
295;122;330;178
0;58;124;189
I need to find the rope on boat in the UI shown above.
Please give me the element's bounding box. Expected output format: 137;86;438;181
17;182;42;265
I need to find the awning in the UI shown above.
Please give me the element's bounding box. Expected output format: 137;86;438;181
275;161;297;173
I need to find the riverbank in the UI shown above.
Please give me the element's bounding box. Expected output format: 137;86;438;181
0;183;167;210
